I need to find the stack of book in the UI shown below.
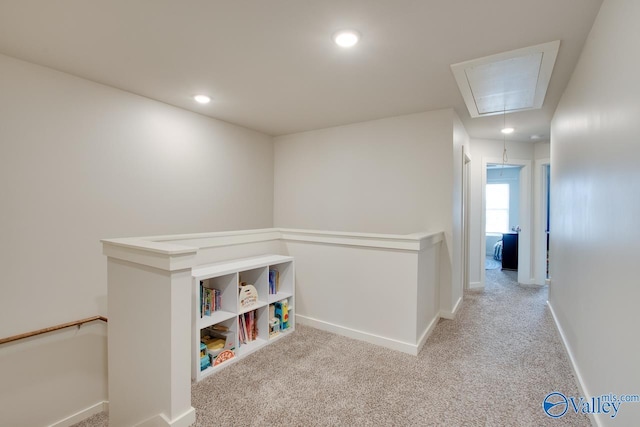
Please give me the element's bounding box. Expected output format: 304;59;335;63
200;281;222;317
238;310;258;345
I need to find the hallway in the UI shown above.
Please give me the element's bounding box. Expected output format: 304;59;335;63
458;269;590;424
76;268;588;426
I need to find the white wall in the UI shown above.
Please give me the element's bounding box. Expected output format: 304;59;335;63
549;1;640;425
287;241;420;345
0;324;107;427
274;109;464;315
534;141;550;160
0;53;273;426
274;109;453;234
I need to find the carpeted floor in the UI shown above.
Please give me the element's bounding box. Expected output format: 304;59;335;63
74;269;589;427
485;256;501;270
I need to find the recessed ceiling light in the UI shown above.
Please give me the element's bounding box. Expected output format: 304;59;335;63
194;95;211;104
501;127;515;134
530;134;542;140
333;30;360;48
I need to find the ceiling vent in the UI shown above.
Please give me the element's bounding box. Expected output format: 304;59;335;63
451;40;560;117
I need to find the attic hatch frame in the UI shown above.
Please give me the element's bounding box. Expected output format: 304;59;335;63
451;40;560;118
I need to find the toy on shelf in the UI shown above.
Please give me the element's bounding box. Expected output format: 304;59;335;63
202;327;235;367
274;299;289;330
200;342;211;371
214;349;235;366
238;282;259;308
269;317;280;337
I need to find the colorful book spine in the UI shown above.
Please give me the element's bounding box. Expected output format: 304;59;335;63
204;288;212;316
237;310;259;343
200;281;204;318
268;269;279;294
214;288;221;312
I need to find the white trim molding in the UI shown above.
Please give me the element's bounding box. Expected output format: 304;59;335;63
440;296;463;319
547;301;599;427
135;408;196;427
103;228;444;260
468;281;484;290
49;401;108;427
534;158;551;286
480;157;533;286
296;313;439;356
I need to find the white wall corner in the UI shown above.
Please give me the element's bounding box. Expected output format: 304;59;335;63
440;296;463;320
416;314;441;355
134;407;196;427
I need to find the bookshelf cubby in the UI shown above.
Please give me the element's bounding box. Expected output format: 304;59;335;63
191;255;295;382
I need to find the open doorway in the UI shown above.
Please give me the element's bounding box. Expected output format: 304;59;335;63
480;157;532;286
485;164;523;272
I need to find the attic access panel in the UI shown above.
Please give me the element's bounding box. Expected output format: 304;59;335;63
451;40;560;117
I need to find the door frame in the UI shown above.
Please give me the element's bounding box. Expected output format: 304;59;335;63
481;157;533;286
462;146;471;289
534;158;551;285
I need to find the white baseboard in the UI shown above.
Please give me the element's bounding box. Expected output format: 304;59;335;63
416;314;440;354
296;314;428;356
135;407;196;427
439;296;462;320
519;281;545;288
49;401;108;427
546;301;599;427
468;281;484;290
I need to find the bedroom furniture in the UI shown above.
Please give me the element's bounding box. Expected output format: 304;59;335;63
501;233;518;271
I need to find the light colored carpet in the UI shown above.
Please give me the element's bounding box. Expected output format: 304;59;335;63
74;269;589;426
485;256;501;270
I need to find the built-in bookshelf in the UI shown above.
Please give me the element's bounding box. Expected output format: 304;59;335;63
191;254;295;381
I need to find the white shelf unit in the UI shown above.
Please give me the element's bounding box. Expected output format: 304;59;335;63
191;254;295;382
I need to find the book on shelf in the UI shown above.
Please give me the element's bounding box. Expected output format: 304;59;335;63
238;310;259;344
268;268;280;294
200;282;204;318
200;281;222;317
205;287;212;316
239;315;247;345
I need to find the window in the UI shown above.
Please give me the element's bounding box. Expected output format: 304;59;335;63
486;183;509;233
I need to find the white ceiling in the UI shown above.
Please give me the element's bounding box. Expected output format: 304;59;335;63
0;0;602;141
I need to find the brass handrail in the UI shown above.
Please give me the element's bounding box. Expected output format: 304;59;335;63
0;315;108;345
